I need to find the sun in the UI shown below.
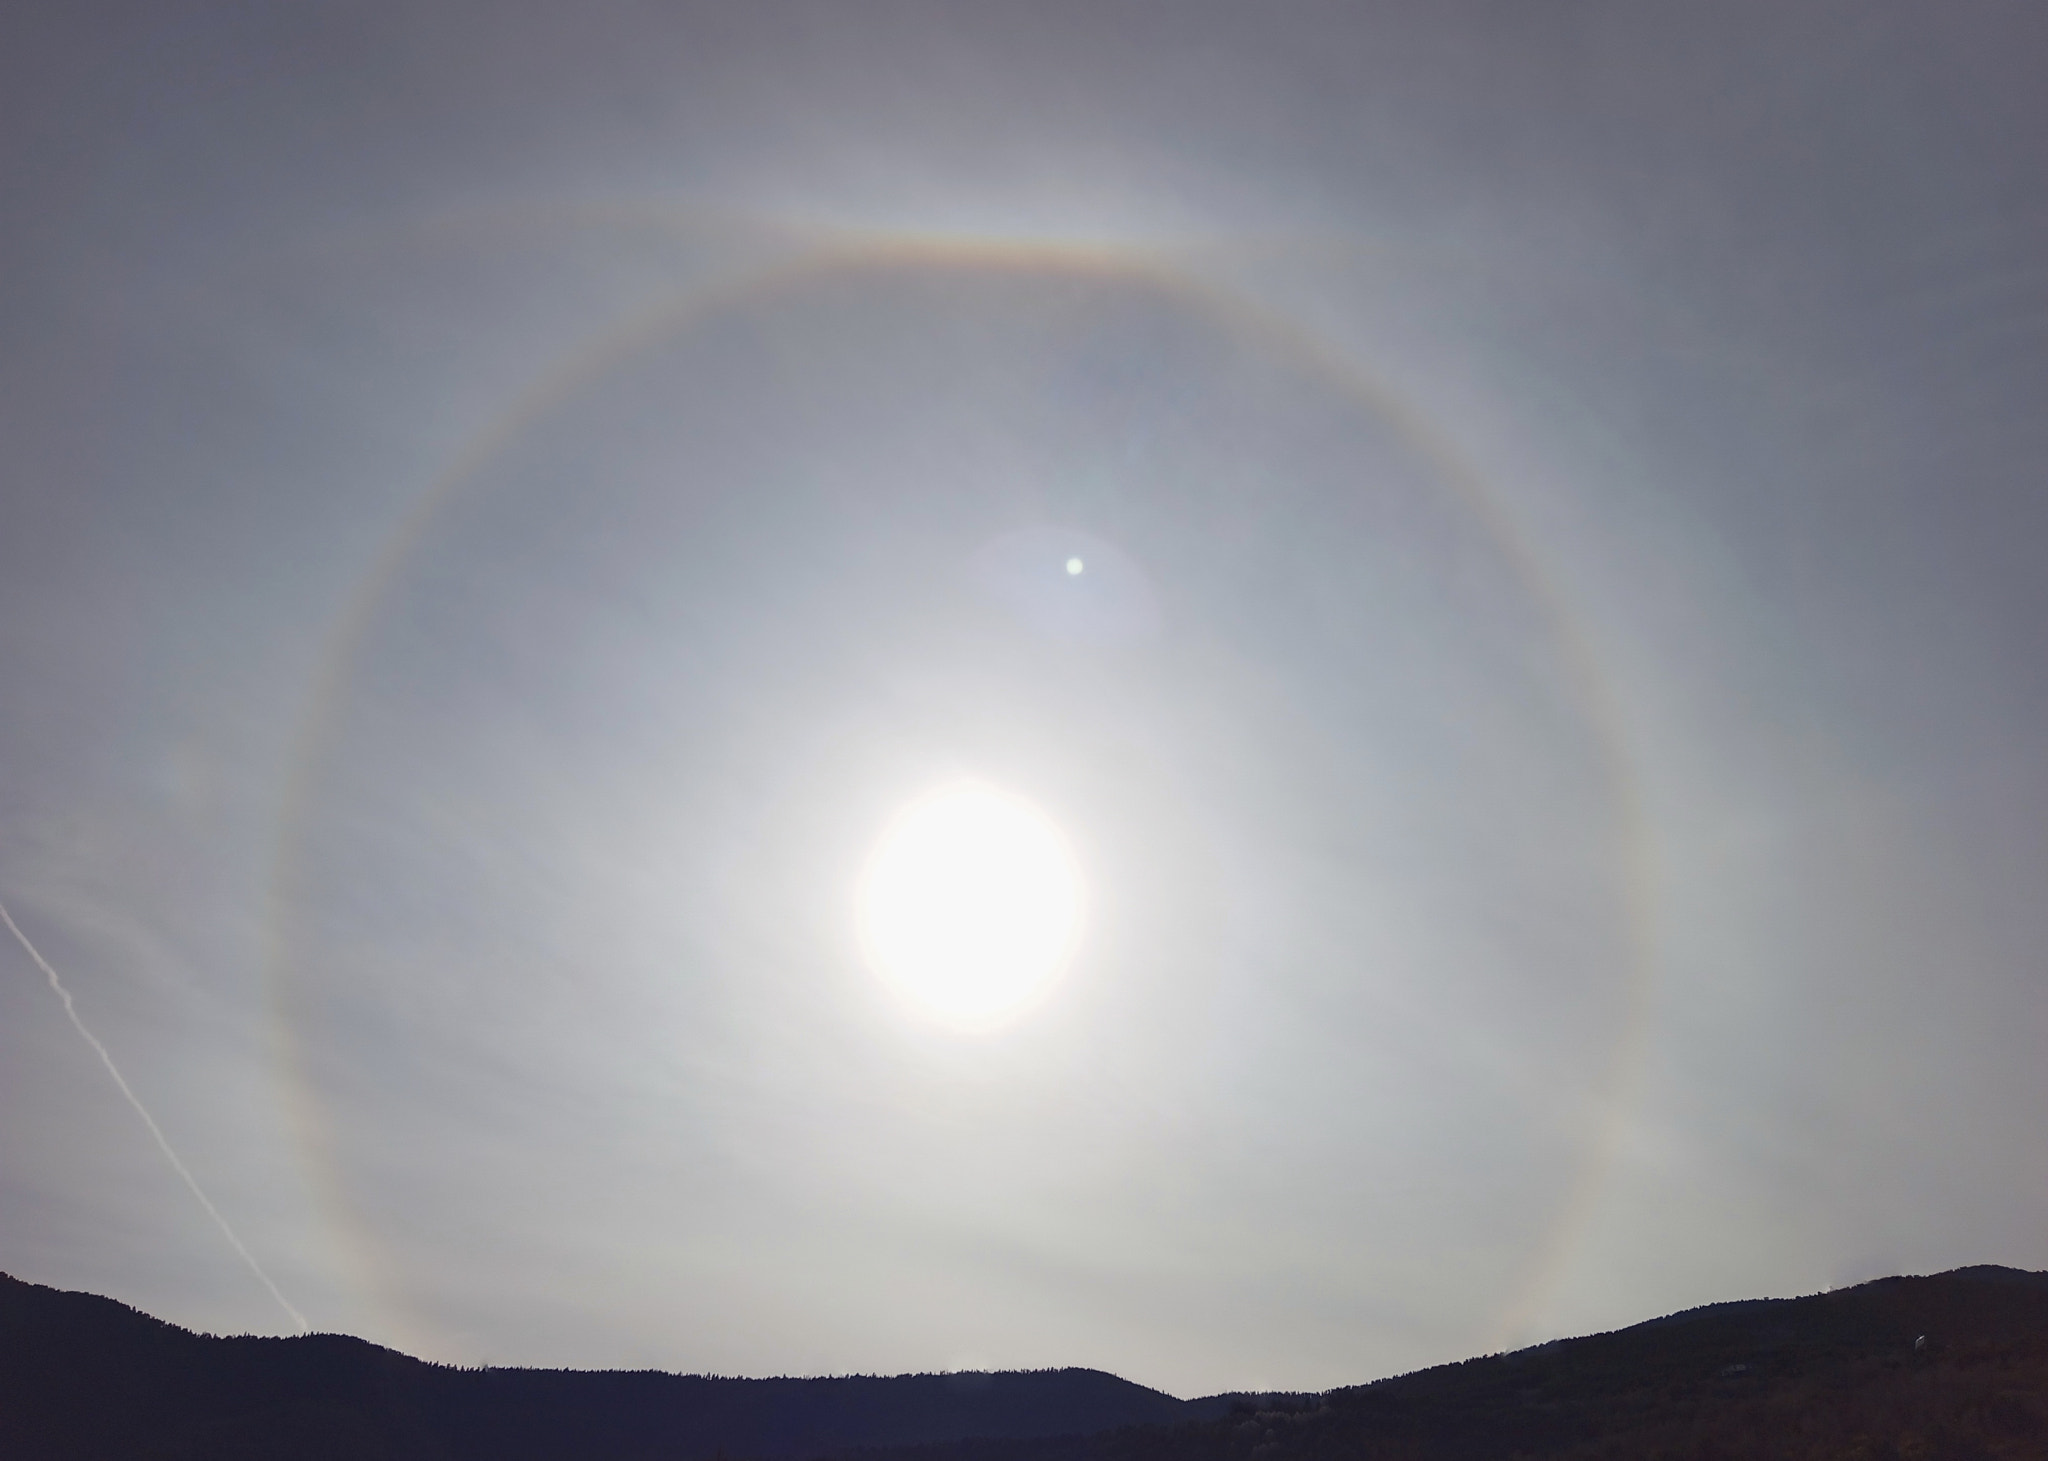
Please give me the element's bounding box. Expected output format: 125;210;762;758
858;782;1084;1030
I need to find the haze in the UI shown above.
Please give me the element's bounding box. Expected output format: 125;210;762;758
2;2;2045;1398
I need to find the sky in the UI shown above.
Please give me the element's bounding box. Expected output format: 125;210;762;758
3;0;2047;1398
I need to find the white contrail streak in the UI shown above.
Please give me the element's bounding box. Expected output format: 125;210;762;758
0;898;310;1332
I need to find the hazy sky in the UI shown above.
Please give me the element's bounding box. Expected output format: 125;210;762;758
4;1;2046;1397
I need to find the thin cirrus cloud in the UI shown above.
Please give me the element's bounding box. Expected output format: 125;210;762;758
0;0;2044;1400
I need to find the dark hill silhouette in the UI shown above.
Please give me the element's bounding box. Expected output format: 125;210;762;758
0;1271;1225;1461
5;1267;2047;1460
854;1266;2048;1461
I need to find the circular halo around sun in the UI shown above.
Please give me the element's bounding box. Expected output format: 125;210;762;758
858;782;1084;1030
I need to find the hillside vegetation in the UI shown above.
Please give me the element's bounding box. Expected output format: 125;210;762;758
850;1270;2048;1461
3;1267;2043;1460
0;1272;1218;1461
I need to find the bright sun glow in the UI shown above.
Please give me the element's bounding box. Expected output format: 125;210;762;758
858;782;1083;1030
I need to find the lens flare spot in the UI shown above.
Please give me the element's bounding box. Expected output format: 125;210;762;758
858;783;1083;1030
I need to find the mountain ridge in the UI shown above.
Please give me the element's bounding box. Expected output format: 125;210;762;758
0;1269;1225;1461
4;1266;2046;1459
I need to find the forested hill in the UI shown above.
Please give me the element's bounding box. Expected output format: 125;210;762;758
856;1267;2048;1461
4;1268;2046;1461
0;1271;1224;1461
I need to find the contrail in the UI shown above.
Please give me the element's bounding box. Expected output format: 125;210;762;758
0;897;310;1332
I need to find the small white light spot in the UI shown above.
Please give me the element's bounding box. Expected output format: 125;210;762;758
1065;557;1084;575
